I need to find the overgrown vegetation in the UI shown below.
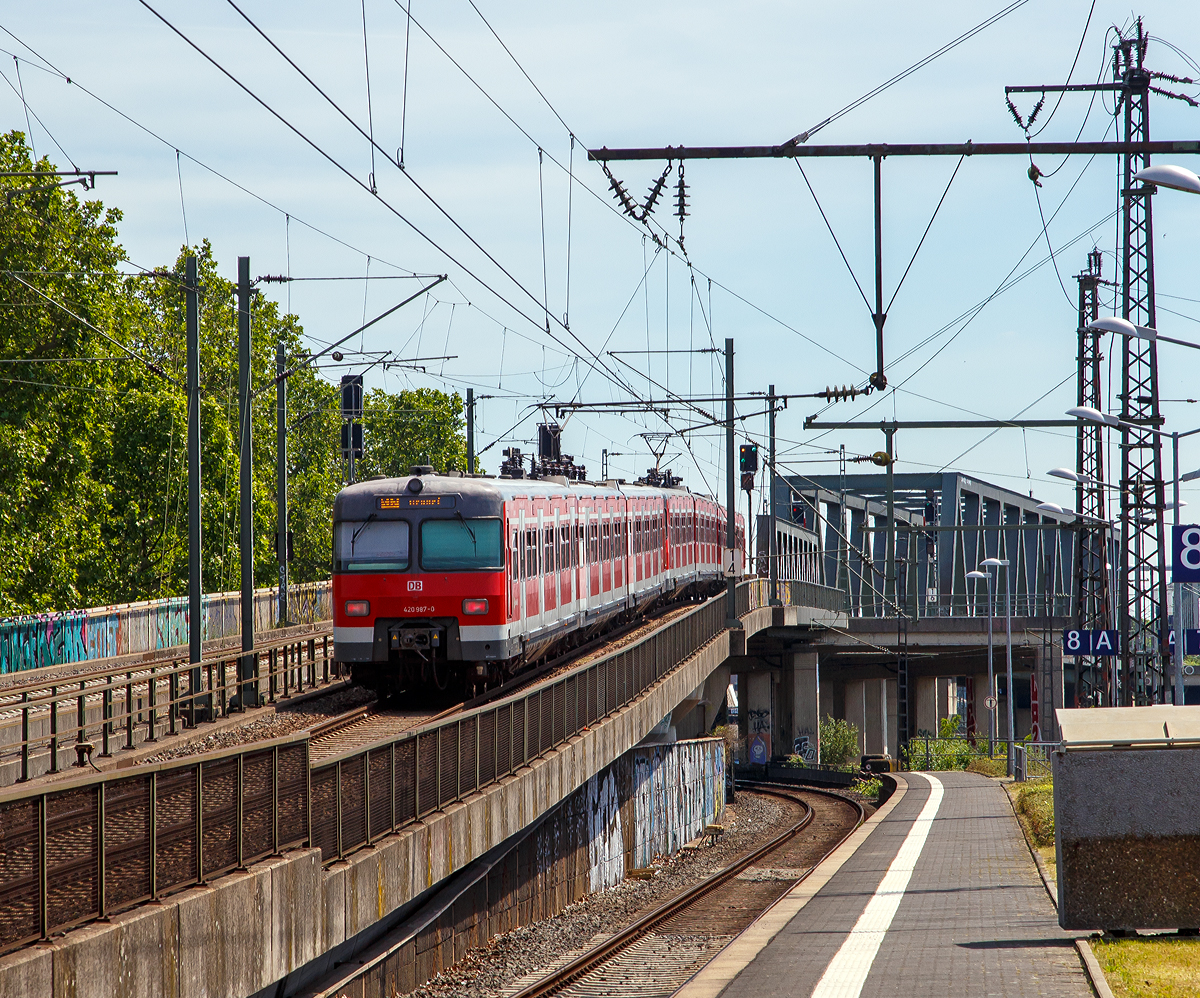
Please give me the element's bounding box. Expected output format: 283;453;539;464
0;131;466;615
849;775;883;798
1014;779;1054;847
819;715;860;767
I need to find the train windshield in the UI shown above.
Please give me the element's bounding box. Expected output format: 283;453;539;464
420;517;503;571
335;518;410;572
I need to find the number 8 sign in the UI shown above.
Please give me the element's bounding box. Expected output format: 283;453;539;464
1174;525;1200;582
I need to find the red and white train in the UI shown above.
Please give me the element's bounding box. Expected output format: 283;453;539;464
332;469;745;695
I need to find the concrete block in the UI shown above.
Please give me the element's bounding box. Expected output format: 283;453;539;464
175;870;263;998
0;943;52;998
322;863;346;951
110;900;181;998
52;920;119;998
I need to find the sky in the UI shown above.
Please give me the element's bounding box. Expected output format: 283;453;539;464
4;0;1200;512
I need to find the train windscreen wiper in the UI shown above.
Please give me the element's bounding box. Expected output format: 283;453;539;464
351;513;377;554
454;510;478;550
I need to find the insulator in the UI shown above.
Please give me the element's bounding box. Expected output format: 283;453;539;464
1025;96;1045;127
642;162;672;218
1005;97;1024;129
675;164;689;219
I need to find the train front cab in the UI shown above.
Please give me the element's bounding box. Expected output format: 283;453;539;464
332;479;512;695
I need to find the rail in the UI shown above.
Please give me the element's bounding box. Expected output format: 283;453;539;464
0;577;847;955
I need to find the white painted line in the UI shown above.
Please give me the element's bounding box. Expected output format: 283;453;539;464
809;773;944;998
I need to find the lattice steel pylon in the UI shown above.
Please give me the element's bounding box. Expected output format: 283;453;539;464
1074;249;1112;706
1114;21;1168;705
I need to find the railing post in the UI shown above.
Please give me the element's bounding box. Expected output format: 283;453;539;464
20;691;29;782
38;794;48;940
147;666;158;743
49;686;59;774
149;771;158;899
335;760;343;858
101;682;112;758
272;745;280;855
196;762;205;885
97;783;106;919
456;721;462;800
125;672;135;750
322;635;329;684
76;680;87;763
364;750;372;847
236;752;245;869
390;742;397;832
414;733;421;816
436;729;443;809
169;667;179;736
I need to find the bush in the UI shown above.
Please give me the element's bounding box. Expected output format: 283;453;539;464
850;775;883;798
820;716;860;767
1016;780;1055;846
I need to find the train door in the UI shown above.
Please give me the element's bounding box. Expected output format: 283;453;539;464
508;505;519;620
614;500;625;594
541;504;555;618
529;507;543;628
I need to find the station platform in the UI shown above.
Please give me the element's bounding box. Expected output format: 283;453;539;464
681;771;1094;998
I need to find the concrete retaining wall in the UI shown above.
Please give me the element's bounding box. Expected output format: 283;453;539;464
0;583;330;676
287;736;724;998
0;611;765;998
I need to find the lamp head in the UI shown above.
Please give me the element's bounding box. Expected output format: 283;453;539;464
966;570;989;580
981;557;1009;567
1048;467;1086;484
1036;502;1070;515
1067;405;1120;427
1087;316;1157;341
1134;164;1200;195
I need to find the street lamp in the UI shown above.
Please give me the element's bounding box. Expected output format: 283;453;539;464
1086;316;1200;353
982;557;1014;774
1069;405;1200;706
967;569;995;756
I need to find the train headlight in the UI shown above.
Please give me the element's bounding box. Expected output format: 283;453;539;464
345;600;371;617
462;598;489;615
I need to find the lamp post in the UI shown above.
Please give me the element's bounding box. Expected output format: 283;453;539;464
982;557;1013;774
1130;162;1200;706
1069;406;1200;705
967;569;994;756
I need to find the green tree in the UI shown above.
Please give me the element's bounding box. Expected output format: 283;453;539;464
358;386;468;478
1;131;470;616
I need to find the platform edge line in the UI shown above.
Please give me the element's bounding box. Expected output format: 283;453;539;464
671;775;911;998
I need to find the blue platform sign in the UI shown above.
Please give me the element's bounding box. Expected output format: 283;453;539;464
1173;524;1200;582
1062;629;1120;656
1167;629;1200;656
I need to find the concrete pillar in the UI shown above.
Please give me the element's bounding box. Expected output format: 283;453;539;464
783;652;820;764
844;680;867;757
701;663;731;733
886;678;898;758
937;677;955;733
819;680;833;722
915;676;937;737
864;680;883;755
972;674;990;747
745;671;773;764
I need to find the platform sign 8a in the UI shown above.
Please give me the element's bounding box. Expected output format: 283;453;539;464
1061;629;1120;656
1173;524;1200;583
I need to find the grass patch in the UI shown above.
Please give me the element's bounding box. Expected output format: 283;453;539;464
1090;937;1200;998
966;756;1006;778
1014;779;1055;847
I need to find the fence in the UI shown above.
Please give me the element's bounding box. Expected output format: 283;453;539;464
0;736;310;953
0;576;847;953
1;633;335;785
1013;742;1054;781
0;582;332;676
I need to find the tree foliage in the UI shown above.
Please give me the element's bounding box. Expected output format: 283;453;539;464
0;131;466;616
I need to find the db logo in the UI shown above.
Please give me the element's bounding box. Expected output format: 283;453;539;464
407;580;423;592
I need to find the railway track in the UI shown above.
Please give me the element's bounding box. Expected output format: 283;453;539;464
303;600;701;762
506;784;865;998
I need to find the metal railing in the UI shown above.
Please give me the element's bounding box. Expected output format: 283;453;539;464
0;630;335;785
0;735;310;954
0;577;846;954
1013;742;1055;781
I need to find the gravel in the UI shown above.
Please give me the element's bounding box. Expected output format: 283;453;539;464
402;791;791;998
141;682;376;763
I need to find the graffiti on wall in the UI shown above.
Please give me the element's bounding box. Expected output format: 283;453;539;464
793;728;818;764
0;582;332;675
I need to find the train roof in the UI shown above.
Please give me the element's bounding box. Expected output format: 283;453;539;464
334;472;720;512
